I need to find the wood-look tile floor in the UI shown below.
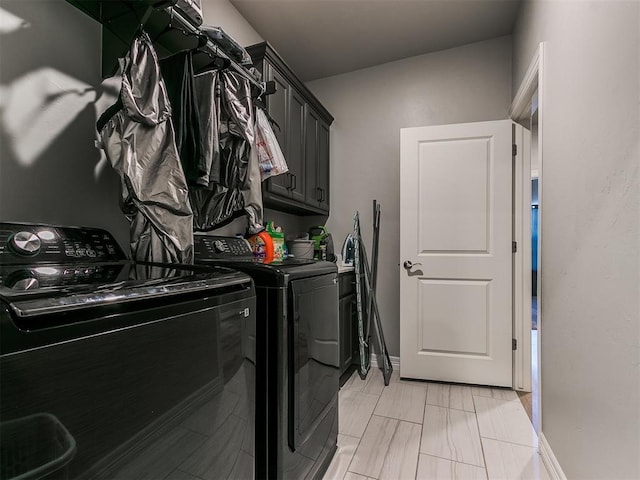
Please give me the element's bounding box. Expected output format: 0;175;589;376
323;369;550;480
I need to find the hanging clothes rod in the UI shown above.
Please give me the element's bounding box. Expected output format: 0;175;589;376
67;0;275;93
159;6;266;92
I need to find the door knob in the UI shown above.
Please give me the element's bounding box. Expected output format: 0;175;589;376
403;260;422;269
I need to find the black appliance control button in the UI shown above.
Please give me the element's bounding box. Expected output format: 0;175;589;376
10;231;41;256
11;277;40;290
5;271;40;290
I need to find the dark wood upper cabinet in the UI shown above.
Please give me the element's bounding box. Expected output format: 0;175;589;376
264;64;292;199
289;90;307;204
304;107;319;207
316;119;331;212
247;42;333;215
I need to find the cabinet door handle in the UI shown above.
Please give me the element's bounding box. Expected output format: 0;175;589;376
287;173;293;190
316;187;322;202
291;174;297;190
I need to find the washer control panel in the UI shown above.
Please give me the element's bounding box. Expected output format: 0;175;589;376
0;263;124;291
194;235;253;260
0;222;126;265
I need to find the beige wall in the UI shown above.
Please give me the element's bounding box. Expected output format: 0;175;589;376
0;1;128;245
201;0;262;46
513;1;640;478
307;36;513;356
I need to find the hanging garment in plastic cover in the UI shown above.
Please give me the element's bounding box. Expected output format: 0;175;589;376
159;51;207;187
190;70;264;234
255;108;288;181
96;31;194;264
192;70;220;186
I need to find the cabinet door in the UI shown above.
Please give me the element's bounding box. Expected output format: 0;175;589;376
317;119;330;212
339;295;354;374
288;90;306;203
304;106;319;206
265;64;292;198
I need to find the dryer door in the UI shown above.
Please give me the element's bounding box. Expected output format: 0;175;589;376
288;273;339;451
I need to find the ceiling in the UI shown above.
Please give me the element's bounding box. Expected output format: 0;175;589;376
230;0;522;82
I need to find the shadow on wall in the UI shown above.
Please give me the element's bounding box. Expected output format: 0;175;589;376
0;1;128;248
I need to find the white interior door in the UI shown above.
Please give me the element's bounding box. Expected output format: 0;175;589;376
400;119;513;387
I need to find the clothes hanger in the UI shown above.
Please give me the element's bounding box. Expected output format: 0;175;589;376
153;7;209;60
152;8;201;43
152;7;176;43
121;2;153;40
195;44;232;72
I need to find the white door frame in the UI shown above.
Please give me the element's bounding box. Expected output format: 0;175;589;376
512;123;532;392
510;42;545;433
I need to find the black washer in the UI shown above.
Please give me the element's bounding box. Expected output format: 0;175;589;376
0;222;256;480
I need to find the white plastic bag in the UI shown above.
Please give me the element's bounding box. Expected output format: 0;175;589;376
254;108;289;181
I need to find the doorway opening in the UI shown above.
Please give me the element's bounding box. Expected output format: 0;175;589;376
530;101;539;433
514;101;539;431
510;42;544;436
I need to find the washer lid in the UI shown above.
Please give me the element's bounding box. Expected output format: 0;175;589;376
194;257;337;286
0;262;251;317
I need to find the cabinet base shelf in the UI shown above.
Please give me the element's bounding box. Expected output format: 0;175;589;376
263;193;328;216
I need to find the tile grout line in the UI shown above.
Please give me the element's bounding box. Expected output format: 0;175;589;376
344;372;385;479
373;413;424;425
479;434;539;449
413;382;429;480
419;452;491;470
426;401;476;414
471;393;489;471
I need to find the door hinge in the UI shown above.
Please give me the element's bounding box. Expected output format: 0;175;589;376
512;144;517;156
512;241;517;253
512;338;517;350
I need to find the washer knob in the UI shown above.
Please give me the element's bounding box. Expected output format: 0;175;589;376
213;240;226;253
10;277;40;291
11;231;41;256
4;270;40;290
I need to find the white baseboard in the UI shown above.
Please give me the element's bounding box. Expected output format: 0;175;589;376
539;432;568;480
369;354;400;370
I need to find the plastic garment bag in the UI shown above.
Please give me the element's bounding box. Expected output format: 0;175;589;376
96;31;194;264
159;51;208;187
189;70;264;234
193;70;221;186
255;108;288;181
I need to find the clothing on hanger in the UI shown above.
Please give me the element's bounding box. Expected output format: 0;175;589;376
159;50;207;187
189;70;264;234
193;70;221;186
96;31;194;264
